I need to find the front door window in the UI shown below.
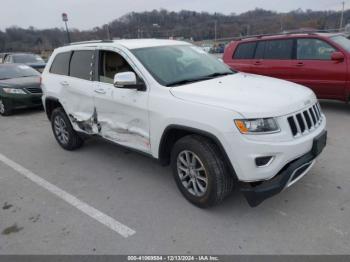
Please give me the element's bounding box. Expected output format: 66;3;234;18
297;39;336;60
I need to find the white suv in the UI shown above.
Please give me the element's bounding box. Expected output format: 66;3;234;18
41;39;327;208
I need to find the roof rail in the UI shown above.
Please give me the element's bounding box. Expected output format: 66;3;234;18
224;28;343;42
65;40;114;46
283;28;342;34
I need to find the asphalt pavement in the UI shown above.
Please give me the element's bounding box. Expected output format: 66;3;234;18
0;100;349;254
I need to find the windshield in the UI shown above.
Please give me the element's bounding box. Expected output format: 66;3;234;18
331;35;350;52
13;54;44;64
0;65;40;80
132;45;234;86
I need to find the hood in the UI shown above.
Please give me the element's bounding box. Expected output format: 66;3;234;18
0;76;41;89
170;73;317;118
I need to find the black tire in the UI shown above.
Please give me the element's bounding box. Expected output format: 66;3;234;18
171;135;235;208
0;98;12;116
51;107;84;151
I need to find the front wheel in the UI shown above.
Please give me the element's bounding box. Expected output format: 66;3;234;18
0;99;12;116
171;135;235;208
51;107;84;150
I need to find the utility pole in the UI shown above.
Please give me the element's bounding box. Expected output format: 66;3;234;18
280;14;284;32
62;13;71;44
247;24;251;35
153;24;160;38
105;24;111;40
340;1;345;30
214;20;217;43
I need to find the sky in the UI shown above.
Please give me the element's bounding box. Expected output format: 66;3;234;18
0;0;348;30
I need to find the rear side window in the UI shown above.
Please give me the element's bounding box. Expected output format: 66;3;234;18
256;39;294;60
233;42;256;59
50;52;71;75
69;50;94;80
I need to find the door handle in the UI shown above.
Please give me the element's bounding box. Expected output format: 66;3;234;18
94;88;106;94
60;81;69;87
296;62;304;67
254;61;262;65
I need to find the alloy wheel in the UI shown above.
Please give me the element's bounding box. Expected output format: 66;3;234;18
177;150;208;197
54;115;69;145
0;100;5;114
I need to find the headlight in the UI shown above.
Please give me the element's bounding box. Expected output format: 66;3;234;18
235;118;280;134
3;88;26;94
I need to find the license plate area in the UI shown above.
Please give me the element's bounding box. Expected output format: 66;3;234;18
312;130;327;157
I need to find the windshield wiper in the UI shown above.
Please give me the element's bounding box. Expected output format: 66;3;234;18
166;71;234;87
166;77;210;87
0;78;11;80
204;72;234;78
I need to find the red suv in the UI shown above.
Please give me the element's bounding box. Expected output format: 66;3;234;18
223;33;350;102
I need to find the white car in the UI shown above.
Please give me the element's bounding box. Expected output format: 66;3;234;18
41;39;327;208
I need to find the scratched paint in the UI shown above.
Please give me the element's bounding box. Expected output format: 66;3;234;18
69;108;150;150
69;108;100;134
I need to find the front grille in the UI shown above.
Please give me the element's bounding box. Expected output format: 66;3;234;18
26;87;42;94
287;103;323;137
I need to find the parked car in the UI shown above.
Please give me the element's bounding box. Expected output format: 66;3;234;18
3;53;46;72
0;53;9;63
210;43;226;54
223;32;350;102
41;39;327;208
200;45;212;53
0;64;42;116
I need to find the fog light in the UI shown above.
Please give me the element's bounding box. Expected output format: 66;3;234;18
255;156;274;167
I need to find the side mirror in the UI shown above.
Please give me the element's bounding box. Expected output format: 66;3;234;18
113;72;145;91
331;51;345;62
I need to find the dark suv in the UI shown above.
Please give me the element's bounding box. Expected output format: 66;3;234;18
223;32;350;102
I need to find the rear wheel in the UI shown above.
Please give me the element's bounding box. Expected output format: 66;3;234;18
171;135;235;208
51;107;84;150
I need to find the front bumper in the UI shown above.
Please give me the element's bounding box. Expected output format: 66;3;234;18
221;112;327;182
1;93;43;110
240;130;327;207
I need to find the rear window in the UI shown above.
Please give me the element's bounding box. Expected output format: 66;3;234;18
233;42;256;59
255;39;294;60
69;50;94;81
50;52;71;76
13;54;44;63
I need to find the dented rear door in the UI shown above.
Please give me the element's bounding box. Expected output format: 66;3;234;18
61;48;98;134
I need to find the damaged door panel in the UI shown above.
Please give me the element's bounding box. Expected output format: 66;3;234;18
61;49;97;133
68;107;101;134
93;83;150;153
93;49;151;153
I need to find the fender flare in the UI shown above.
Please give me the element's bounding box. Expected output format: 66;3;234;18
158;124;237;178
